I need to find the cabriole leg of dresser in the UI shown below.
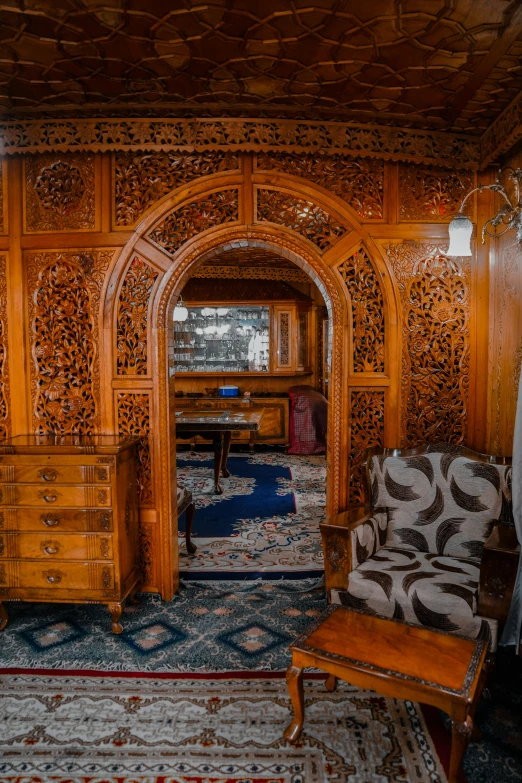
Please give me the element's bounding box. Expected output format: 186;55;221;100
0;602;8;631
108;602;124;634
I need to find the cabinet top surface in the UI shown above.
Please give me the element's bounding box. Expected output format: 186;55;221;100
0;435;140;454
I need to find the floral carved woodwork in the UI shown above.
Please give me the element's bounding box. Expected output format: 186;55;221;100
338;248;385;373
139;521;155;587
114;150;240;226
148;190;239;256
193;264;309;283
256;153;384;219
25;154;95;232
256;189;347;251
398;164;474;222
349;391;385;505
385;243;470;448
0;256;9;440
116;258;159;376
28;251;112;434
117;393;153;506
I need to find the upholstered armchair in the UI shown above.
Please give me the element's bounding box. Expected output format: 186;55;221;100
320;445;517;652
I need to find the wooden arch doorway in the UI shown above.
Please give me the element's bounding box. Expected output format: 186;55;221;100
106;171;399;600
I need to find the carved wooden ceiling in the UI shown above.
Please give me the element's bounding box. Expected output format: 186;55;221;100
1;1;522;136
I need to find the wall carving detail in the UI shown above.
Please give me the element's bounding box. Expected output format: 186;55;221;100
256;153;384;219
0;119;479;169
148;190;239;256
0;165;4;233
0;256;9;440
385;243;470;448
338;248;385;373
28;250;112;434
138;521;155;587
116;258;158;376
117;393;153;506
399;164;474;222
256;189;347;251
349;390;385;505
25;153;95;232
114;150;240;226
192;265;309;283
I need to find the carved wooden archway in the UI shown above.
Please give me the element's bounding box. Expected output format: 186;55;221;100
105;166;400;599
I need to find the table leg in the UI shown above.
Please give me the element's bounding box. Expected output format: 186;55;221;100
449;715;472;783
325;673;337;692
221;431;232;478
283;664;305;742
213;435;223;494
108;602;124;634
185;501;197;554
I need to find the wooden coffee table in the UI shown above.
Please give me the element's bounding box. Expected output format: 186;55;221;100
284;606;488;783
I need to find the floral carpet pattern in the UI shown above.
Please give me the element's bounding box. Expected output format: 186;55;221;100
0;673;448;783
177;451;326;578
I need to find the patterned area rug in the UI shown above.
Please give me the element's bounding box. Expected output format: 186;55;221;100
0;673;448;783
177;451;325;578
0;580;326;673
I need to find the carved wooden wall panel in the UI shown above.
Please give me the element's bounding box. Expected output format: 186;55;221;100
25;153;95;232
116;258;159;376
0;164;4;233
148;190;239;256
27;251;112;434
116;393;153;507
398;164;474;222
349;390;385;505
385;244;470;448
488;232;522;456
114;150;240;227
256;153;384;219
193;264;308;283
0;256;9;440
138;521;157;590
337;248;385;373
256;189;347;251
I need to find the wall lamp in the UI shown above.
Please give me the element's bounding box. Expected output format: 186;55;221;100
448;167;522;257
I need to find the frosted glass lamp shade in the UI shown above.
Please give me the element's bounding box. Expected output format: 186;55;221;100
447;214;473;256
173;298;188;322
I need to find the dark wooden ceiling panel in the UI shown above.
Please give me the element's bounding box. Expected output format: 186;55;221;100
1;0;521;135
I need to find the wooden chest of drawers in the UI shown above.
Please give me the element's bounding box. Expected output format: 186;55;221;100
0;435;141;634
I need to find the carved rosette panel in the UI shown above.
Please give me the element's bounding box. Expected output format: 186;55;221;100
385;244;470;447
28;251;111;434
0;256;9;439
256;189;347;251
338;248;385;372
349;390;385;505
25;153;95;232
148;190;239;256
398;164;474;222
117;393;153;506
116;258;159;375
256;153;384;219
115;150;240;226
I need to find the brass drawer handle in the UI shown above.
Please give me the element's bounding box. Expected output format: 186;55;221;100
41;540;60;556
44;569;63;584
37;469;58;482
39;491;59;504
41;514;60;527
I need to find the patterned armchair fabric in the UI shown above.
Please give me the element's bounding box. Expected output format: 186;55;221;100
332;448;513;652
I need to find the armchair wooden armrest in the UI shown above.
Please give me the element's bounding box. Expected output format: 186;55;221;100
320;505;387;597
478;524;520;630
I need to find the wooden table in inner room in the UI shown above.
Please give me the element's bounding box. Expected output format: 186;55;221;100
175;409;264;494
284;606;488;783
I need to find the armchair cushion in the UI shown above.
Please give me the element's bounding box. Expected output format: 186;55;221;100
370;453;511;561
332;546;498;651
351;511;388;569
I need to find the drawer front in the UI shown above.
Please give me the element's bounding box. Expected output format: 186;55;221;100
0;464;112;485
9;561;116;591
0;485;112;508
0;507;113;532
0;532;113;561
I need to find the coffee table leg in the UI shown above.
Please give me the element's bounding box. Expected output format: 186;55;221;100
449;715;472;783
212;435;223;494
221;431;232;478
325;673;337;692
284;665;305;742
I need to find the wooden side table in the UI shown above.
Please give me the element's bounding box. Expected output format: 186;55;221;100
284;606;488;783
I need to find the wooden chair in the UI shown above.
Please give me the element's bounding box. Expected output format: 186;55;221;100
320;444;518;652
177;484;196;555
